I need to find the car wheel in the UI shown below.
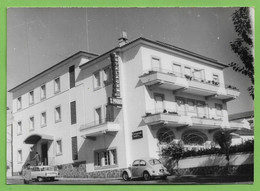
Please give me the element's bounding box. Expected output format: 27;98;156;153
122;172;130;181
143;171;151;181
37;177;44;182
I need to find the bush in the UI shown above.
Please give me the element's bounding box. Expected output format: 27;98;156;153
162;140;253;159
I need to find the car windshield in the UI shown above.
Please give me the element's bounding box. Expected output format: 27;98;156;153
148;159;161;165
41;166;54;171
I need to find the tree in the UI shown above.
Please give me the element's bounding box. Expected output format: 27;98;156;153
161;141;185;176
229;7;254;99
214;130;232;162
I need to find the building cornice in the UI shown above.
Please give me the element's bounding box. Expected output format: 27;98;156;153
8;51;98;93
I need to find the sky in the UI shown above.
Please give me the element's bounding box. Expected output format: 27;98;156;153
7;8;254;115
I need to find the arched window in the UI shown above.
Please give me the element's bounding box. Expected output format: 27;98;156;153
182;130;208;145
157;127;175;144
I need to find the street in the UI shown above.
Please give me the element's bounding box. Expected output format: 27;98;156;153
7;175;253;185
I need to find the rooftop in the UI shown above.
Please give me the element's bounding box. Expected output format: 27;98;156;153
9;37;228;93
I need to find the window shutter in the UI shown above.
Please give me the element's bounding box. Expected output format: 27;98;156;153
70;101;77;124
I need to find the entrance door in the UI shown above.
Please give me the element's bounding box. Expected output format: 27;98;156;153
41;143;48;165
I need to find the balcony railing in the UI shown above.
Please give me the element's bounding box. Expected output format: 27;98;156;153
143;107;223;129
79;117;120;137
140;67;240;100
83;117;117;129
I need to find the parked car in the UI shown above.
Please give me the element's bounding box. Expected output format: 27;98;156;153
30;166;59;182
122;158;170;181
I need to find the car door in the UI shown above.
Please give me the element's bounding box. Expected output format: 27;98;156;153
137;160;147;177
131;160;140;178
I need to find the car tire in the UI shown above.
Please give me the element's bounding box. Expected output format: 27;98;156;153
143;171;151;181
37;177;44;182
122;172;130;181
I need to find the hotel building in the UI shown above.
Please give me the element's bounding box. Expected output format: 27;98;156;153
9;36;243;177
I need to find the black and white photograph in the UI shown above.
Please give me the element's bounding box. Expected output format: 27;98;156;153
6;7;254;184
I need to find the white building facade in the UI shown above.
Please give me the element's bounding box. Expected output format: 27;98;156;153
9;37;243;177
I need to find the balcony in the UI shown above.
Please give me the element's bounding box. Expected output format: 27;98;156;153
191;116;223;129
80;118;120;137
139;68;188;91
143;108;225;130
139;68;240;101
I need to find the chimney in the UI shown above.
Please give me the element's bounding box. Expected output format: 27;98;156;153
118;31;128;47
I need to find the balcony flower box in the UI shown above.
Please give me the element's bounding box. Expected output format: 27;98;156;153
145;112;152;117
212;81;219;86
168;111;178;115
185;74;192;80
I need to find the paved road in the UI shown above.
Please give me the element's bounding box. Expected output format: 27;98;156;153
7;175;253;185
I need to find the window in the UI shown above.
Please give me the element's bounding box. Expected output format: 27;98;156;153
140;160;146;166
69;65;75;88
176;97;185;115
29;116;34;130
213;74;219;83
151;57;160;71
215;104;223;116
93;71;101;89
17;121;22;135
94;107;102;125
17;97;22;110
56;140;62;155
193;69;203;80
70;101;77;124
104;151;110;165
41;112;47;127
196;100;206;117
94;149;117;167
55;106;61;123
182;130;208;146
29;91;34;105
154;94;164;113
157;127;175;144
187;99;196;112
54;77;60;93
184;66;192;76
132;160;139;166
71;136;78;160
40;84;46;100
17;150;22;163
173;64;182;77
103;67;112;85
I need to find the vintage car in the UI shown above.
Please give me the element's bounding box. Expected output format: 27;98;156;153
30;166;59;182
122;158;170;181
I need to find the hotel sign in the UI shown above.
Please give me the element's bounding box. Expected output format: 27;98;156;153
132;130;143;140
110;52;120;98
108;97;122;107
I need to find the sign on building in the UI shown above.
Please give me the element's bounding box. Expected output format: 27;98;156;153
110;52;120;98
132;130;143;140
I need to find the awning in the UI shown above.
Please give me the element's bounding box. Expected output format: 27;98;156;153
24;134;54;144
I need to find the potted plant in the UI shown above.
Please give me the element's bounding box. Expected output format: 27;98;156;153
145;112;152;117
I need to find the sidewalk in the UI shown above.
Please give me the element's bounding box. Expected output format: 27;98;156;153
7;175;120;181
7;174;253;183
